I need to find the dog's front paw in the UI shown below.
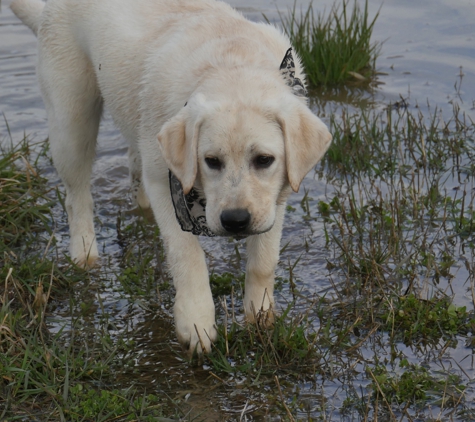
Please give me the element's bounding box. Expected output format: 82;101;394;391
70;234;99;269
174;297;217;356
244;301;275;327
244;284;275;327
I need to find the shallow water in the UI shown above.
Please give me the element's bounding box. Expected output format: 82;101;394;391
1;0;475;419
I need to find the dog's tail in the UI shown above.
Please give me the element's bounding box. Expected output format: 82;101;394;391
11;0;45;36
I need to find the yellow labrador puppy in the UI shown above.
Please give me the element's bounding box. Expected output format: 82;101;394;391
11;0;331;354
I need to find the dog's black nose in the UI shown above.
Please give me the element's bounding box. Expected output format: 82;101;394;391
220;209;251;233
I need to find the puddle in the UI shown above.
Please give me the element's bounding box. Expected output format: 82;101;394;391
1;0;475;419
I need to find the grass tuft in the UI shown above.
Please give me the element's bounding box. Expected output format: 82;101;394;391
207;302;320;376
381;294;471;345
368;362;466;406
279;0;381;86
0;139;54;248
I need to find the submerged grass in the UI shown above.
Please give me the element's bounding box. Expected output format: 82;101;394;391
368;362;466;407
381;293;473;344
279;0;381;86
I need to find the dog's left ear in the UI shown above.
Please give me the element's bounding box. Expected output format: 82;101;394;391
157;104;202;195
277;102;332;192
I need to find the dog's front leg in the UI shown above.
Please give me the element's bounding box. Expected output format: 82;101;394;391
167;232;217;355
145;178;217;355
244;204;286;325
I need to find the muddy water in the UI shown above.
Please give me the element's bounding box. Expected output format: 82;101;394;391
1;0;475;419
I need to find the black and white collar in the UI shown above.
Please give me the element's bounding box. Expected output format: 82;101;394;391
169;171;216;236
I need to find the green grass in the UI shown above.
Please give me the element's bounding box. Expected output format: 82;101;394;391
207;302;320;375
209;271;244;296
0;140;175;420
279;0;381;86
0;139;54;248
368;362;466;406
318;105;475;294
65;388;164;421
381;294;472;345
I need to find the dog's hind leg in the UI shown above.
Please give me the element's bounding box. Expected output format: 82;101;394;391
38;46;103;267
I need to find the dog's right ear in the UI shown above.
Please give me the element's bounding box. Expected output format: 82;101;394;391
157;102;203;195
277;100;332;193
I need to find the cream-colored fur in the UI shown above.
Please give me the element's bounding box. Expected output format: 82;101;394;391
11;0;332;355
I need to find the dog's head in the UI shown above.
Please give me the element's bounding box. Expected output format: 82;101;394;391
157;77;331;236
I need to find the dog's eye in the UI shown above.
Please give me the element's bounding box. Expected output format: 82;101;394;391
205;157;222;170
254;155;275;169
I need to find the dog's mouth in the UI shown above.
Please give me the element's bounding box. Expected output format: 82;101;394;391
217;223;274;239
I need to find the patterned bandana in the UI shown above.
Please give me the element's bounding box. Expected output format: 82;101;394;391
169;171;216;236
170;47;307;236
